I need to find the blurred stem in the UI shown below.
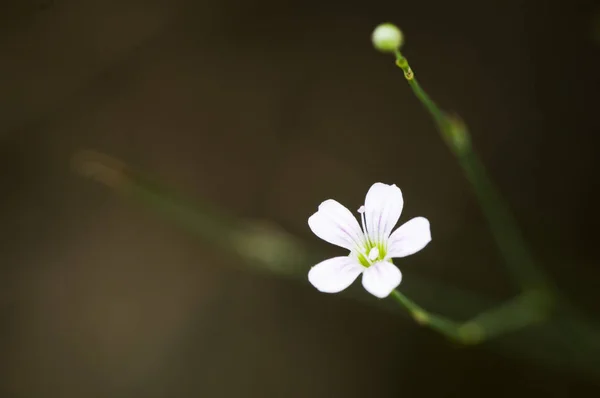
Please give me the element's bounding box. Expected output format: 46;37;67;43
393;50;554;296
389;50;560;344
391;288;553;344
391;290;468;343
73;150;600;376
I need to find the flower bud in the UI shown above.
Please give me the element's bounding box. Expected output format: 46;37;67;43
371;23;404;53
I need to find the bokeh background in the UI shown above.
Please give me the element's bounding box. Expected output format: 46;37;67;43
1;0;599;396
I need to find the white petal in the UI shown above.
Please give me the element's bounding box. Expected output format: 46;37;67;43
363;183;404;244
361;261;402;298
308;256;364;293
308;199;365;251
387;217;432;258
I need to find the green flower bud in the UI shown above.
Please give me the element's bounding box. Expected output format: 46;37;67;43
371;23;404;53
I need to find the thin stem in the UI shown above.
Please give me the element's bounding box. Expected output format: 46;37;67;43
394;52;445;126
391;288;554;344
391;289;478;344
392;50;554;296
457;151;553;293
389;49;557;341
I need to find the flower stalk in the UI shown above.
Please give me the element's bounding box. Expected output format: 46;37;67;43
373;23;558;342
392;45;552;293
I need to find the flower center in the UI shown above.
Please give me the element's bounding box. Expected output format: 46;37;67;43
356;241;386;268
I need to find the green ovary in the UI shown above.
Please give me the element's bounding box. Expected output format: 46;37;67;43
356;240;387;268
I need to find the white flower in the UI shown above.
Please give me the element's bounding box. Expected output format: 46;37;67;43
307;183;432;298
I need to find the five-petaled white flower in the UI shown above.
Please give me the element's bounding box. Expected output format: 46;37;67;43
308;183;432;298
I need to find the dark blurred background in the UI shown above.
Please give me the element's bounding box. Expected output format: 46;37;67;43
1;0;599;396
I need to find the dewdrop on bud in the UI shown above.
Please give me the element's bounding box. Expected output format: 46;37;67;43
372;23;404;53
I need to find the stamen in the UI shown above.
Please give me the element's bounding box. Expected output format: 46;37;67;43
358;205;371;245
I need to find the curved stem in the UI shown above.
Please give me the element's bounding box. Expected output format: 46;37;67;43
391;289;552;344
391;289;477;343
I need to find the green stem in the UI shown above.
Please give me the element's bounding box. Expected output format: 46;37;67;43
394;50;467;155
457;151;553;292
393;50;553;295
394;51;445;126
390;290;469;343
390;288;554;345
387;49;562;343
